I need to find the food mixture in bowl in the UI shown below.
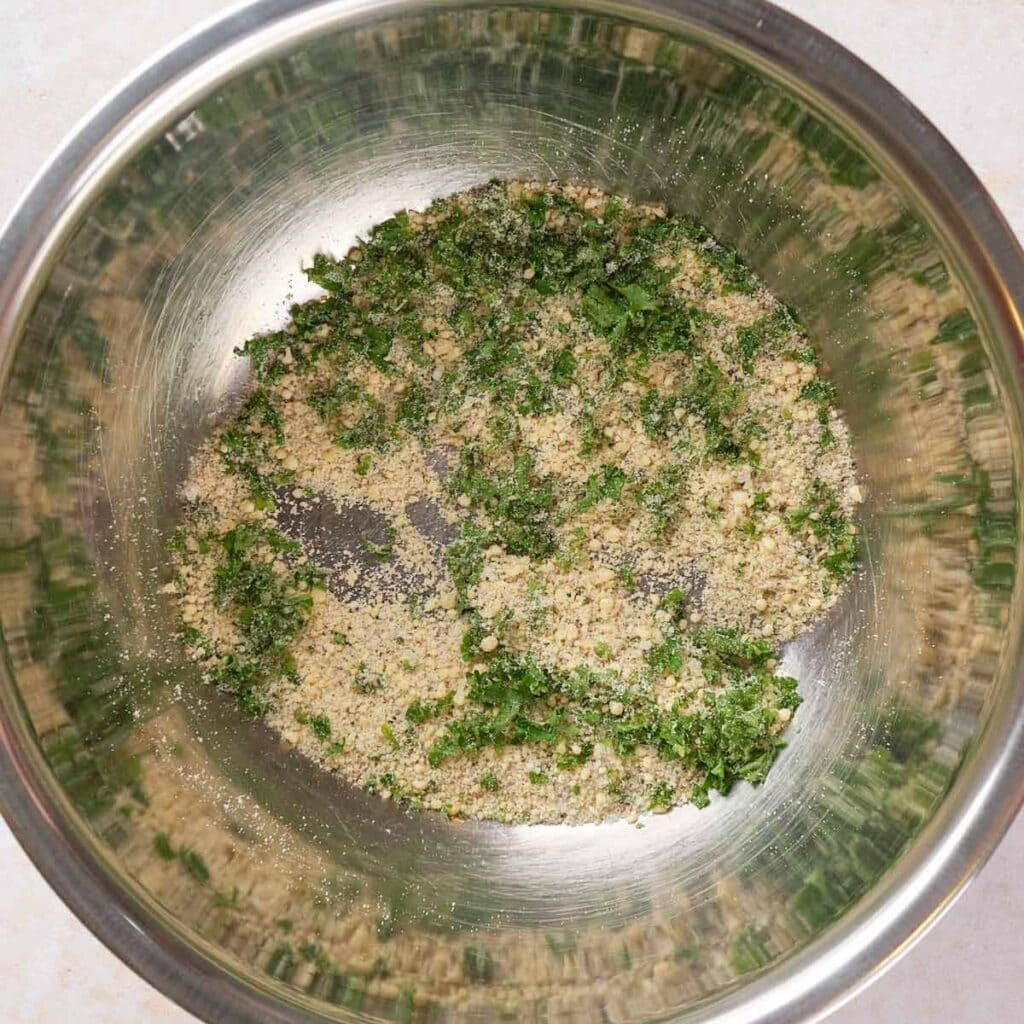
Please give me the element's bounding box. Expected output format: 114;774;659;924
170;181;861;824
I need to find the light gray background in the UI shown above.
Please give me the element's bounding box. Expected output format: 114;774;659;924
1;1;1022;1021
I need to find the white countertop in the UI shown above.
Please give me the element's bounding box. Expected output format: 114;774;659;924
1;1;1022;1021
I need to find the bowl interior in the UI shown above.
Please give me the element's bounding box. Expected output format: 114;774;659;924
1;3;1021;1023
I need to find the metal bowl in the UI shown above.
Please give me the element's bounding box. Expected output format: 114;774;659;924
1;2;1022;1022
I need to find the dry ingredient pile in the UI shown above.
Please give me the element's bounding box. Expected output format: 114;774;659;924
170;181;862;824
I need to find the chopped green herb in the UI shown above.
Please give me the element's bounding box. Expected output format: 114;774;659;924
556;742;594;770
550;346;577;387
353;662;385;694
218;389;284;508
406;692;454;724
449;447;556;559
310;714;332;742
785;480;858;579
638;463;685;537
733;307;797;372
173;180;855;825
649;782;675;810
207;523;323;713
575;464;627;511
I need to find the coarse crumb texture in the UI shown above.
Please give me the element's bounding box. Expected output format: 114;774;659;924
170;181;862;824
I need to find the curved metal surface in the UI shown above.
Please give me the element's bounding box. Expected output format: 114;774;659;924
0;2;1022;1023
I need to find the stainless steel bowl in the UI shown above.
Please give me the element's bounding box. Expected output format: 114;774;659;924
1;2;1022;1022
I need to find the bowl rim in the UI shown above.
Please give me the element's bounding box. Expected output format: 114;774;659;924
1;1;1023;1022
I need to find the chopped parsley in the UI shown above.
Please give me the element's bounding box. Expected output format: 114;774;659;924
417;643;800;807
798;378;839;447
353;662;385;694
649;782;675;810
785;479;858;579
733;307;798;372
575;464;627;511
406;692;454;724
218;389;284;508
206;523;323;713
173;180;857;821
310;714;332;742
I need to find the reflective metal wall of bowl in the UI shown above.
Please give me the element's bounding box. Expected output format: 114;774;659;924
0;3;1020;1022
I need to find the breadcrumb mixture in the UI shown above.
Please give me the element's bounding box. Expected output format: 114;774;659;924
170;181;861;823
